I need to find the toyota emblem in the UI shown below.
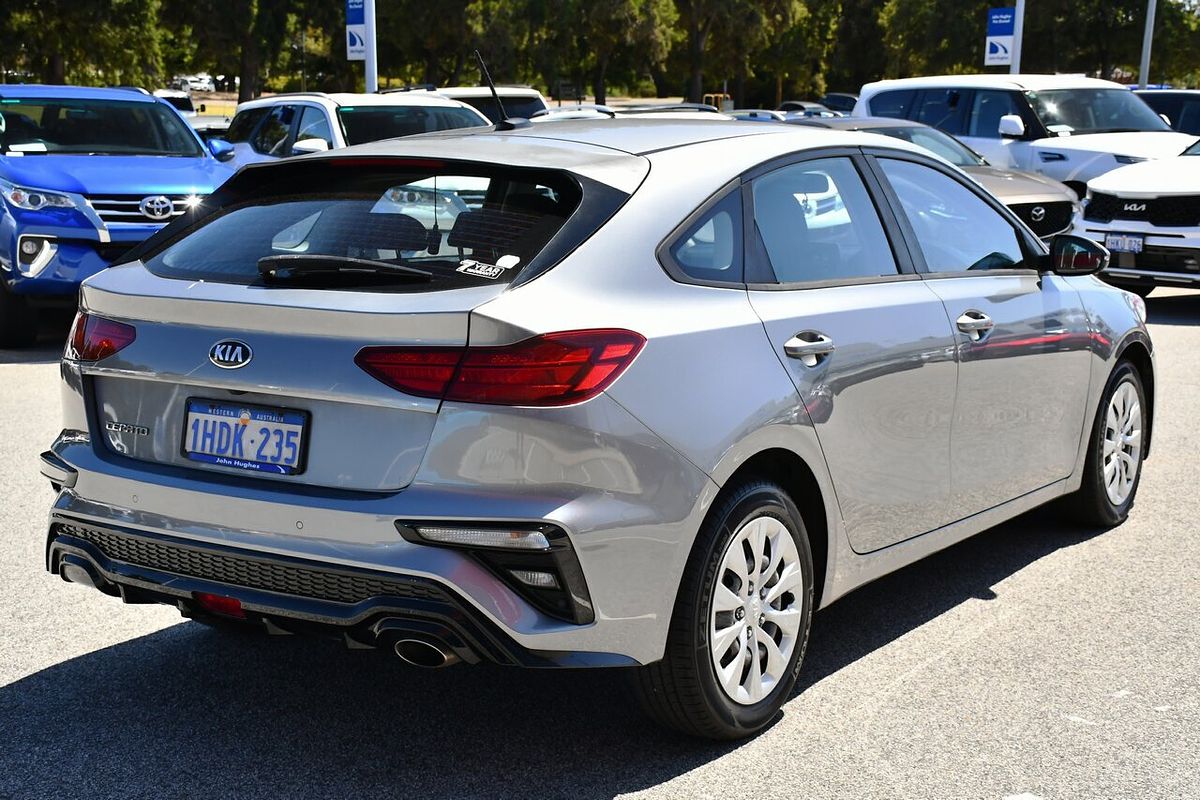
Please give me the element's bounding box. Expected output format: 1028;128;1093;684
1030;206;1046;222
139;195;174;221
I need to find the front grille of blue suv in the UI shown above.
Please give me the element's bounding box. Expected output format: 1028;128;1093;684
0;85;234;347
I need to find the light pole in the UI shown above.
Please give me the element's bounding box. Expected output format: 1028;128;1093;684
364;0;378;92
1139;0;1158;89
1009;0;1026;74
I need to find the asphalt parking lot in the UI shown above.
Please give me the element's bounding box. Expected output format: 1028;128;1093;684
1;295;1198;800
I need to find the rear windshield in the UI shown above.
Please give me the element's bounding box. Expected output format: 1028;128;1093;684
159;95;195;113
0;97;202;156
336;106;485;144
141;162;605;292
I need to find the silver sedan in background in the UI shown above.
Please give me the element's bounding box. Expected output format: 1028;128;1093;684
40;119;1152;739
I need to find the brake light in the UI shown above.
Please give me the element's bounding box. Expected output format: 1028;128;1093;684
66;311;136;361
355;329;645;407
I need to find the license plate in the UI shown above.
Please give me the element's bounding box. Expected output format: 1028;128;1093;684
1105;233;1144;254
183;399;308;475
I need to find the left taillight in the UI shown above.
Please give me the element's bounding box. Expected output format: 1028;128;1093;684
355;329;645;407
66;311;136;361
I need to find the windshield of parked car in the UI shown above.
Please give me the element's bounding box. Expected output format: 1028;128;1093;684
336;106;486;144
456;96;548;123
1026;89;1170;135
870;126;985;167
142;163;597;292
0;97;203;156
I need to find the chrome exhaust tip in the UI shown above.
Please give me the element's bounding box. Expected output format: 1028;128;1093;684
394;638;461;668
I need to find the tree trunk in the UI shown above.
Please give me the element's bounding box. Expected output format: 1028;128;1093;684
686;20;710;103
238;41;259;102
775;74;783;110
47;53;66;84
592;54;609;107
733;65;746;109
650;65;673;98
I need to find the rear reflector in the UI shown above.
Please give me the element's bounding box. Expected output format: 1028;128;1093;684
192;592;245;619
66;312;136;361
355;329;644;407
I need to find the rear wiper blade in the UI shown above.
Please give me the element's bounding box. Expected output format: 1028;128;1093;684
258;254;432;283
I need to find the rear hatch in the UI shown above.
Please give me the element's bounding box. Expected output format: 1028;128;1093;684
76;154;639;492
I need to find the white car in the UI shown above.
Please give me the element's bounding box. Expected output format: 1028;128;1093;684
1074;139;1200;297
436;85;549;122
217;91;490;170
855;74;1197;197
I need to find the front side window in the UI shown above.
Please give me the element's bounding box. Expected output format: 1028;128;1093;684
225;107;270;143
668;190;743;282
967;90;1024;138
252;105;296;155
336;106;486;145
142;163;592;293
1027;88;1170;136
0;97;201;156
751;157;897;284
880;158;1025;273
295;106;333;149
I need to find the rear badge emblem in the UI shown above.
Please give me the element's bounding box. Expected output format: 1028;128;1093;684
209;339;253;369
1030;206;1045;222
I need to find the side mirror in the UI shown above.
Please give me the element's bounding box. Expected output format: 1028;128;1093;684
998;114;1026;138
291;138;330;156
1046;234;1109;276
199;103;207;114
207;138;235;162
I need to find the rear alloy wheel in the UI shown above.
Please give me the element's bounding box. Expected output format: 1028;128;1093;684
1065;361;1146;527
0;282;38;349
633;480;814;739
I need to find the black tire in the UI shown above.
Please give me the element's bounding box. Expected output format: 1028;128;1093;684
1064;360;1147;527
1109;281;1154;299
0;282;38;348
632;479;814;740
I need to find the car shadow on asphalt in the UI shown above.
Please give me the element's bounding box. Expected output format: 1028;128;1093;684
1145;291;1200;326
0;506;1107;799
0;310;72;365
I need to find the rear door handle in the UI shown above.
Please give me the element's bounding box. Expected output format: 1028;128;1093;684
955;310;994;341
784;332;835;367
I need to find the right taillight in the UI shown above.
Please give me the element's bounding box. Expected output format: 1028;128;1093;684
355;329;645;407
66;311;136;361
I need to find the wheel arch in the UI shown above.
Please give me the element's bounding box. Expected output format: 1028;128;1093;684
1116;337;1155;458
717;447;833;609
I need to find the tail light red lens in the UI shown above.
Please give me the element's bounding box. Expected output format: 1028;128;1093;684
355;329;645;407
66;311;136;361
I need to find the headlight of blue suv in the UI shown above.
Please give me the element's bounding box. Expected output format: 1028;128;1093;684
0;179;77;211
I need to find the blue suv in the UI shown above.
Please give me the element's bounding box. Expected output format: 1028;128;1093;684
0;85;235;346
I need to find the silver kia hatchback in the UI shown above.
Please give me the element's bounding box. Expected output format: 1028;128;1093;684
41;119;1154;739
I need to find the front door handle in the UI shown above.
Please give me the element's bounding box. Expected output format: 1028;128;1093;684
784;331;835;367
956;310;994;341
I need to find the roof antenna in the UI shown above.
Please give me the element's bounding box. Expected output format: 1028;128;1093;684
474;50;529;130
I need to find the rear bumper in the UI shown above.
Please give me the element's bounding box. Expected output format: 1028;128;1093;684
46;515;631;668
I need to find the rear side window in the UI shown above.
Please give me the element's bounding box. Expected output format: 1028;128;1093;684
869;89;916;119
913;89;968;135
459;96;548;123
667;190;743;283
141;163;609;292
751;157;898;284
225;107;270;143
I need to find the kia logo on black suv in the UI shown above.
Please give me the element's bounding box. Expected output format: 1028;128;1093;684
208;340;253;369
1124;202;1148;212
